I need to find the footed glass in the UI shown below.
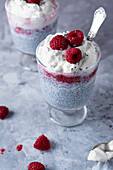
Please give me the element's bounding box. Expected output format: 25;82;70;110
36;41;101;127
5;0;59;71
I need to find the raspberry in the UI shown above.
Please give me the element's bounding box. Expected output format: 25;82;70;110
50;35;68;50
34;135;51;151
27;0;40;5
28;162;45;170
0;106;9;120
0;148;5;155
67;30;84;47
65;48;82;64
16;144;23;151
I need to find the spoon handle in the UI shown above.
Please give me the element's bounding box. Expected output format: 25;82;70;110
87;7;107;41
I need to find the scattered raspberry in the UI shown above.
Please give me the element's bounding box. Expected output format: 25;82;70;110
8;150;11;152
16;144;23;151
67;30;84;47
0;106;9;120
50;35;68;50
34;135;51;151
28;162;45;170
27;0;40;5
0;148;5;155
65;48;82;64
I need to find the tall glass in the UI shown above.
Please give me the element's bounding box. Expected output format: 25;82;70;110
36;41;101;127
5;0;59;71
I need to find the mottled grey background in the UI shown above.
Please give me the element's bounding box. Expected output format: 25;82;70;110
0;0;113;170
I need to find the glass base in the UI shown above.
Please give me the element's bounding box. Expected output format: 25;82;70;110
20;53;38;72
48;105;87;127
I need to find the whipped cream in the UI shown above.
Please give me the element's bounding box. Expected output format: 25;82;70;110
36;32;98;73
7;0;55;18
88;140;113;162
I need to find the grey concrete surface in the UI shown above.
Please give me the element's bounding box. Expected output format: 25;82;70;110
0;0;113;169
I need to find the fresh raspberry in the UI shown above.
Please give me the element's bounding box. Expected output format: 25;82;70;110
27;0;40;5
16;144;23;151
0;106;9;120
34;135;51;151
67;30;84;47
28;162;45;170
50;35;68;50
65;48;82;64
0;148;5;155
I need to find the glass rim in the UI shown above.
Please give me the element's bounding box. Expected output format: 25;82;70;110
36;40;101;75
5;0;59;20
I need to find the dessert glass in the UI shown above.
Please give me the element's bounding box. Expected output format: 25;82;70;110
5;0;59;71
36;41;101;127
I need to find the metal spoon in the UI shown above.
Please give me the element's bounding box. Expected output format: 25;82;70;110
83;7;107;59
87;7;107;41
93;140;113;152
87;8;113;154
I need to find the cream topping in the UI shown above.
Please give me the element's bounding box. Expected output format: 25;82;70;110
36;32;98;73
7;0;55;18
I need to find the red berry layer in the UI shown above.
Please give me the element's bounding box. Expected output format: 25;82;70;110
38;62;98;84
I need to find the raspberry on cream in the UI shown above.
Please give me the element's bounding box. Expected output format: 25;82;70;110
67;30;84;47
50;35;68;50
27;0;40;5
65;47;82;64
36;31;98;73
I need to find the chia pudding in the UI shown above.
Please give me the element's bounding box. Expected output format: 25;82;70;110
5;0;59;55
36;30;101;111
